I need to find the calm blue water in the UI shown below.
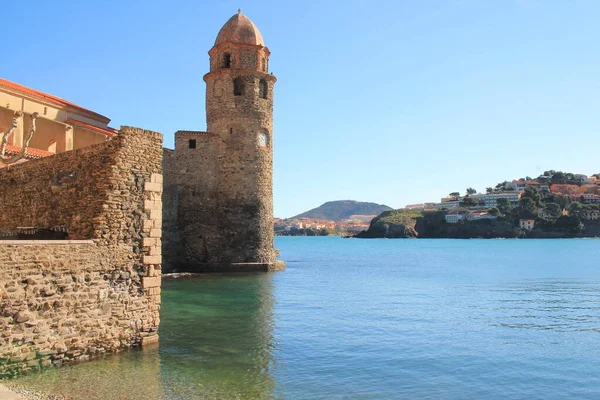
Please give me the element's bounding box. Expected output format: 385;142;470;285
12;237;600;399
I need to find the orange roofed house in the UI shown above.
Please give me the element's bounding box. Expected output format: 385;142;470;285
0;78;117;166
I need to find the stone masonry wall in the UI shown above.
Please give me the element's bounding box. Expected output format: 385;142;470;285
204;68;277;269
161;16;281;272
162;133;220;271
0;126;163;377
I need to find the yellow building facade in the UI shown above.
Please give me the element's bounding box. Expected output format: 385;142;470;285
0;78;117;164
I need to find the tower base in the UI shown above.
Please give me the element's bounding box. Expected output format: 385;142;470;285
168;260;286;273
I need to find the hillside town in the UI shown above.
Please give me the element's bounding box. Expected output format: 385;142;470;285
274;215;374;236
404;171;600;230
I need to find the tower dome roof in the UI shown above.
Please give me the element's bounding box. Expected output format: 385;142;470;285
214;10;265;46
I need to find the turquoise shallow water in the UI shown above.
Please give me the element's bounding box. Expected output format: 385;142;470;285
11;237;600;399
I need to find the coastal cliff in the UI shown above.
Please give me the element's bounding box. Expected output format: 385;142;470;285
356;209;600;239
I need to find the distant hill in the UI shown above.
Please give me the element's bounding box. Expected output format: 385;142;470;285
293;200;392;222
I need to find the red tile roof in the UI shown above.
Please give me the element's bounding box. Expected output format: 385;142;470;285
3;144;54;159
0;78;110;123
66;118;117;137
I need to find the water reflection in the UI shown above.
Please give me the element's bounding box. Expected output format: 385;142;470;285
10;273;278;400
158;274;277;399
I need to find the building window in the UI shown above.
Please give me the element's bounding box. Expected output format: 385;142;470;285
259;79;268;99
223;53;231;68
233;78;245;96
189;139;196;149
262;57;267;72
258;130;269;147
43;107;48;115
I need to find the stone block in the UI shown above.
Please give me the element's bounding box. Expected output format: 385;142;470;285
143;255;161;265
147;265;159;277
141;276;160;289
142;220;153;232
140;334;159;346
149;209;162;221
144;200;163;210
144;182;162;193
149;229;162;238
150;173;163;184
142;238;158;247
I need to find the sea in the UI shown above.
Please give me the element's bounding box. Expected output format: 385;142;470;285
9;237;600;399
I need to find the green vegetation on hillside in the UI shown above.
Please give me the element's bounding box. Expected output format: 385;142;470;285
293;200;392;221
352;169;600;239
373;209;424;226
357;209;447;238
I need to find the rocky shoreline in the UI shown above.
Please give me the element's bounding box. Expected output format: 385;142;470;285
355;210;600;239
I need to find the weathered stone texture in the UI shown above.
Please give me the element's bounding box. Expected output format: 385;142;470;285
162;14;279;272
0;242;158;377
0;127;163;377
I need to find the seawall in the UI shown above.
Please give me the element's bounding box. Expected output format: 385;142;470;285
0;127;163;377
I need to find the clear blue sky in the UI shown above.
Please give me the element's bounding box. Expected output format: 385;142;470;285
4;1;599;217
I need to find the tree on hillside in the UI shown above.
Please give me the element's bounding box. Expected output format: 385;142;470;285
519;197;538;218
495;181;510;191
522;186;542;206
554;215;584;233
466;187;477;195
460;197;479;208
551;172;566;184
543;203;562;221
497;198;512;215
486;187;493;194
488;207;500;216
552;194;570;209
449;192;460;197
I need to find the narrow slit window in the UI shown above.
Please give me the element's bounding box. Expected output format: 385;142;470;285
189;139;196;149
223;53;231;68
259;79;268;99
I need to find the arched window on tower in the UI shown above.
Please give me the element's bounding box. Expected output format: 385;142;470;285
261;57;267;72
223;53;231;68
233;78;245;96
259;79;268;99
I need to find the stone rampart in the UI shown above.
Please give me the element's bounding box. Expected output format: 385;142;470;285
0;127;163;377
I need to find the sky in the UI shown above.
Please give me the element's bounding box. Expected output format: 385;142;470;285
4;1;599;217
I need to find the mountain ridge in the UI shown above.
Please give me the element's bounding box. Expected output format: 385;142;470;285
292;200;392;222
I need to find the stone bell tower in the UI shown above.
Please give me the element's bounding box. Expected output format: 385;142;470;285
202;10;279;269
